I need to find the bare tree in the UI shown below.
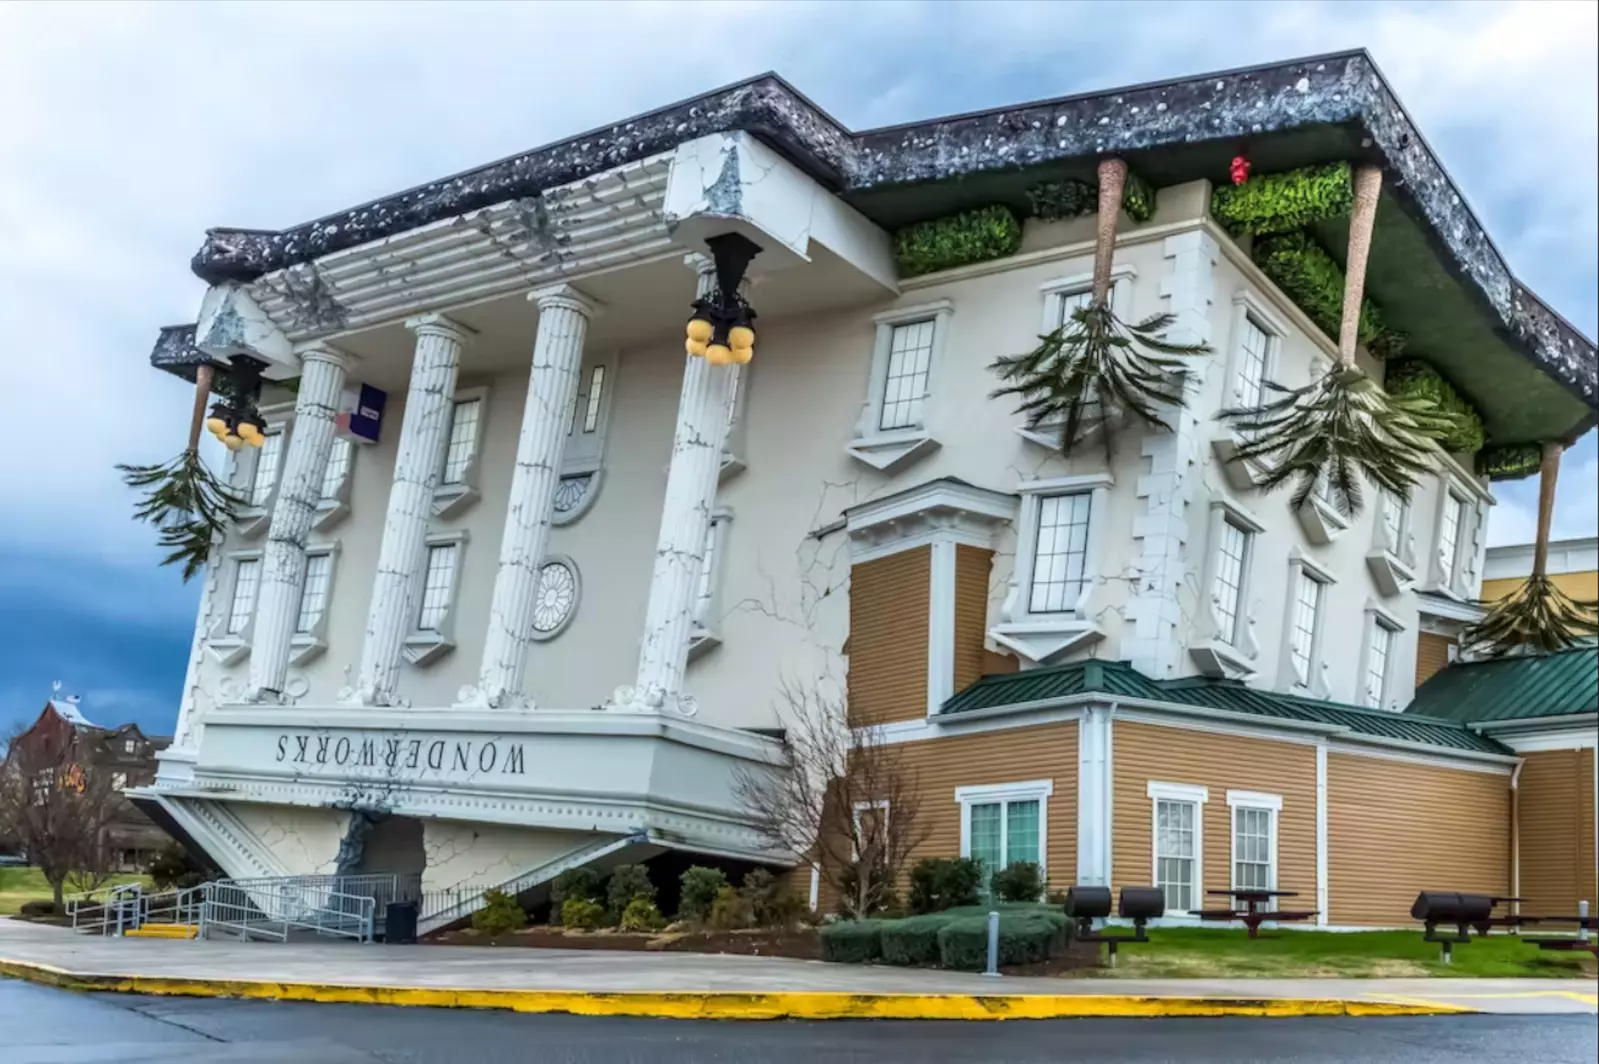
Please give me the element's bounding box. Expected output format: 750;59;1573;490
733;680;931;918
0;724;122;913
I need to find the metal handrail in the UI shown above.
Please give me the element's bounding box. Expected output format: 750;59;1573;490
66;882;146;936
199;881;376;943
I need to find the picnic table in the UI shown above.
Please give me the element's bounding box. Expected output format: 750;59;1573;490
1193;889;1318;938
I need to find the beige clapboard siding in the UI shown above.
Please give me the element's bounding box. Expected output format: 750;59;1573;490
893;722;1079;893
1518;749;1585;916
1415;632;1455;686
847;546;930;727
1327;753;1509;926
1111;722;1317;903
952;545;992;695
1582;749;1598;912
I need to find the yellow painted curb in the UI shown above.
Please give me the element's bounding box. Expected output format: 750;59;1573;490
0;958;1473;1020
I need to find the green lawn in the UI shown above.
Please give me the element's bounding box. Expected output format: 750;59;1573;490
1092;927;1595;979
0;867;153;916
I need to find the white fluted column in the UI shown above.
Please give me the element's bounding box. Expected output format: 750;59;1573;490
614;261;735;716
344;314;472;706
248;344;355;701
463;285;597;708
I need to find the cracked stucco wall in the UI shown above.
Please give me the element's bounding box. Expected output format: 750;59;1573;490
420;821;602;895
229;802;352;876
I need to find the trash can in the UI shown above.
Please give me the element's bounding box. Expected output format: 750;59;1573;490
385;900;419;945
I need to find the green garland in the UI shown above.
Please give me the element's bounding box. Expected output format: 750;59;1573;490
1475;443;1541;480
1211;162;1354;237
893;205;1022;278
1025;170;1156;223
1253;232;1406;359
1384;360;1486;455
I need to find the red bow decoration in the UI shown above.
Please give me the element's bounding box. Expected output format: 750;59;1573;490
1230;155;1251;186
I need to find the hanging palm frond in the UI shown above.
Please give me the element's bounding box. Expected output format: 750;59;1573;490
118;450;243;581
1221;365;1457;516
1463;441;1599;656
989;304;1209;453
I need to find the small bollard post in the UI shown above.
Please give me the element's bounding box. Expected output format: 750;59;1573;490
1580;900;1590;944
983;910;1001;978
1439;940;1452;966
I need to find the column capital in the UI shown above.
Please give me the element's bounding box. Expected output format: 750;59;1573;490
405;312;476;345
683;252;716;278
527;284;599;319
295;341;359;372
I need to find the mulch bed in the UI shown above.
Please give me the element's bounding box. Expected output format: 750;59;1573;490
424;926;824;960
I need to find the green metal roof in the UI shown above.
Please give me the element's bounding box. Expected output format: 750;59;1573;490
1405;646;1598;726
942;660;1509;754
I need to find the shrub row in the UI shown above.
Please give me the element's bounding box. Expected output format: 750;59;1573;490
820;905;1069;971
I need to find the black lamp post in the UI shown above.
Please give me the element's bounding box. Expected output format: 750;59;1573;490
685;233;761;366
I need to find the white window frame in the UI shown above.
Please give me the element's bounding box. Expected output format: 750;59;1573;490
1430;486;1471;598
1212;290;1288;490
288;544;340;666
1294;467;1352;545
991;475;1111;666
433;386;488;519
688;508;734;661
1016;269;1136;451
1358;600;1406;710
1365;489;1417;597
1277;549;1335;697
846;300;952;473
403;529;469;666
1225;790;1281;899
111;771;128;791
527;553;583;642
956;779;1053;883
552;352;620;525
1148;781;1208;916
1190;498;1263;678
206;549;265;666
720;359;752;483
313;435;357;532
233;402;294;539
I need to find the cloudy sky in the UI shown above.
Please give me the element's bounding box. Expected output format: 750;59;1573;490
1;0;1593;736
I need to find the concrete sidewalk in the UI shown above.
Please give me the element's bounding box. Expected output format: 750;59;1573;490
2;919;1594;1020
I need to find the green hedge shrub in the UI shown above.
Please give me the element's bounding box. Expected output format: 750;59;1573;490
708;885;752;931
1211;162;1354;237
550;867;604;907
894;206;1022;278
1385;360;1486;455
936;911;1068;971
835;859;898;916
820;919;883;964
740;868;807;927
1027;170;1156;223
878;913;950;967
908;857;984;913
1252;232;1403;358
1121;170;1156;223
1476;443;1541;481
619;896;667;932
990;861;1045;903
472;888;527;936
678;866;728;923
18;899;57;918
605;864;654;921
560;896;606;929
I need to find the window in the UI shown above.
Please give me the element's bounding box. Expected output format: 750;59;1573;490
417;544;458;631
1288;569;1325;681
440;398;481;486
319;437;353;502
958;781;1052;888
689;510;733;658
1212;519;1251;645
879;319;936;431
567;364;608;436
848;301;951;473
1226;791;1282;900
122;738;137;755
111;771;128;791
1029;493;1092;613
1437;493;1466;586
1155;799;1199;912
227;558;260;635
248;431;284;508
1381;491;1407;554
529;556;581;640
1364;619;1395;707
296;553;333;635
1234;314;1271;410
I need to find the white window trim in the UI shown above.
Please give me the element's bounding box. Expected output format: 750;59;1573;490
851;799;891;861
1190;499;1263;679
433;386;489;520
1148;781;1207;915
1365;490;1417;597
1277;548;1336;697
846;300;952;473
403;529;469;666
991;475;1111;667
956;779;1053;879
206;549;265;666
1212;291;1288;491
562;352;618;476
527;553;582;642
1015;270;1137;452
1357;600;1406;711
688;508;733;661
233;402;294;539
720;361;752;483
313;436;357;533
1225;790;1281;898
288;544;341;666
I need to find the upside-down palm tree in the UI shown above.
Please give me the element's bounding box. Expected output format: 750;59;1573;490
990;158;1210;454
1219;165;1452;518
116;365;243;581
1463;442;1599;656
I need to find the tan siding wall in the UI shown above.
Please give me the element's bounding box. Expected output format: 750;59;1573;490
952;546;991;694
1328;753;1509;926
1581;749;1597;911
894;723;1079;893
1518;749;1590;915
1111;722;1317;904
1415;633;1456;686
847;547;930;726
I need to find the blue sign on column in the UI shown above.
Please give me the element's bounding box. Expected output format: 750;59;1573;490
336;383;387;445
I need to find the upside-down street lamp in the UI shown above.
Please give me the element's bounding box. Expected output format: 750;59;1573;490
684;233;761;367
